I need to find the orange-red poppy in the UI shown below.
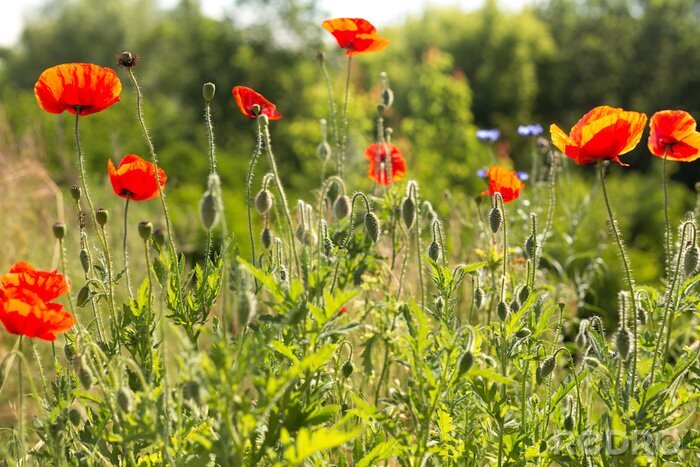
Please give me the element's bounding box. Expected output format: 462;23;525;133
34;63;122;116
108;154;166;201
648;110;700;162
0;262;74;341
232;86;282;120
322;18;389;56
364;142;407;185
481;166;524;203
550;106;647;166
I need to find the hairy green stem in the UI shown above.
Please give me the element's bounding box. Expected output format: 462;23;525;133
123;198;134;300
339;56;352;178
319;57;340;153
330;193;372;292
247;121;264;268
662;149;671;279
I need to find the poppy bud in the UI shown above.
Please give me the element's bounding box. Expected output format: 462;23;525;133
458;351;474;375
637;307;646;325
153;228;165;247
78;363;93;390
261;228;272;250
515;328;531;339
117;51;139;68
295;224;305;243
64;341;76;361
583;356;600;368
202;82;216;102
474;288;485;309
683;245;699;276
434;295;445;312
199;191;219;230
428;241;441;262
333;195;351;220
323;236;334;256
138;221;153;240
497;301;509;321
539;356;556;380
79;249;90;273
615;328;631;361
316;51;325;62
251;104;262;117
524;234;536;259
69;407;84;426
364;212;380;243
401;196;416;229
182;380;203;404
117;387;133;413
381;88;394;110
510;299;520;312
489;207;502;233
255;189;273;214
563;414;574;431
536;137;550;154
76;285;90;307
52;222;66;240
237;291;256;329
95;208;108;226
316;141;332;161
518;285;531;304
341;361;354;378
70;185;81;201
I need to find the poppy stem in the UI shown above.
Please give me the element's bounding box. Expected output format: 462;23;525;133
340;56;352;178
123;198;134;300
247;121;264;271
495;193;508;288
330;192;372;293
73;111;99;235
598;162;637;388
17;335;25;465
662;148;672;279
318;55;340;151
99;224;119;346
412;187;426;311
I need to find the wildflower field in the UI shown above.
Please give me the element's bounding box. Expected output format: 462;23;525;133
1;3;700;466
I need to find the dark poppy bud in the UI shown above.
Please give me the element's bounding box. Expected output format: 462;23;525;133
539;356;556;379
510;299;520;312
683;245;699;276
489;207;502;233
153;228;165;247
401;196;416;229
203;82;216;102
295;224;305;243
564;414;574;431
317;141;332;161
525;234;536;259
518;285;531;304
497;301;509;321
474;288;485;309
52;222;66;240
364;212;380;243
458;351;474;375
637;307;646;325
583;356;600;368
68;407;84;426
64;341;76;361
76;285;90;307
261;228;272;250
79;249;90;273
535;366;543;385
199;191;219;230
323;236;334;256
78;364;93;390
434;295;445;312
255;189;273;214
615;328;631;361
117;51;139;68
333;195;351;220
70;185;81;201
138;221;153;240
95;208;108;226
182;381;202;404
116;387;133;413
428;241;441;262
342;361;354;378
316;51;325;62
515;328;531;339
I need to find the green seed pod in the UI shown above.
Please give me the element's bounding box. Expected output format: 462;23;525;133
68;407;84;426
401;196;416;229
199;191;219;230
364;212;380;243
78;364;93;390
323;236;334;256
255;189;273;214
202;82;216;102
524;234;536;260
683;245;699;276
539;356;556;379
79;249;90;273
458;351;474;375
52;222;66;240
237;291;256;328
261;228;272;250
563;414;574;431
615;328;631;361
489;207;502;233
64;341;76;361
317;141;332;161
333;195;351;220
95;208;108;227
138;221;153;240
428;241;441;262
341;361;354;378
515;328;531;339
474;288;485;309
518;285;531;304
153;229;165;247
535;366;543;385
117;387;133;413
70;185;81;201
497;301;509;321
76;285;90;307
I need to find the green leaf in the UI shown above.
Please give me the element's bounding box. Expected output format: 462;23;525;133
356;439;402;467
284;426;361;464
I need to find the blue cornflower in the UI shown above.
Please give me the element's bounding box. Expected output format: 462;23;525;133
476;129;500;142
517;124;543;137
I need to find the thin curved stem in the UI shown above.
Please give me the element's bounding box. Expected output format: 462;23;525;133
339;56;352;178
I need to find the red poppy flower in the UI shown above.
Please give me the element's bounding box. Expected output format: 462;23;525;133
364;142;407;185
108;154;167;201
648;110;700;162
0;262;70;302
34;63;122;116
0;286;75;341
481;166;524;203
232;86;282;120
322;18;389;56
550;106;647;166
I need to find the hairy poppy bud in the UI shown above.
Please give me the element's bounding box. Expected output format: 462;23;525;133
636;307;646;325
518;285;531;304
364;212;380;243
317;141;332;161
489;207;502;233
70;185;81;201
323;236;334;256
434;295;445;312
381;88;394;110
68;407;84;426
78;363;93;390
76;285;90;307
138;221;153;240
539;356;556;380
255;189;273;214
117;387;133;413
510;299;521;312
333;195;351;220
237;291;256;328
497;301;509;321
64;341;76;361
199;191;219;230
341;361;354;378
563;414;574;431
117;51;139;68
683;245;699;276
52;222;66;240
251;104;262;117
474;288;485;309
583;356;600;368
615;328;631;361
525;234;536;259
153;228;165;247
428;241;441;262
79;249;90;273
515;328;531;339
295;224;305;243
261;228;272;250
202;82;216;102
458;351;474;375
401;196;416;229
95;208;108;226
